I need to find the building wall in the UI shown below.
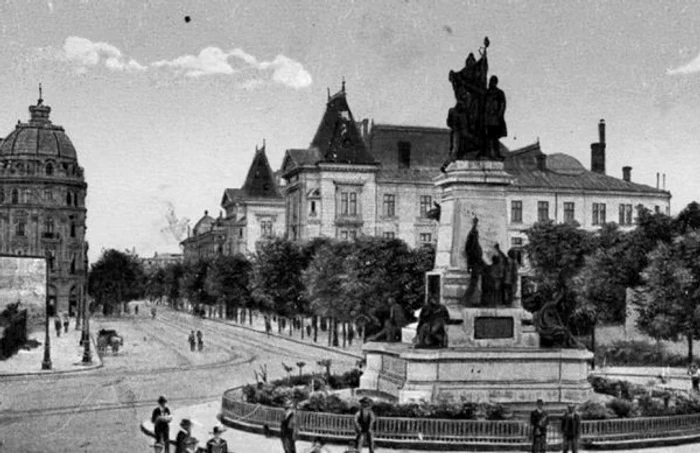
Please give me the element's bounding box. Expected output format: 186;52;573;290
374;180;438;247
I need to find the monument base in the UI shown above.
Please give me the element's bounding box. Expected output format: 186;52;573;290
360;342;593;405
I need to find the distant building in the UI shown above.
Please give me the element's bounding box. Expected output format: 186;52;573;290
0;94;88;316
280;87;671;248
181;144;285;261
141;252;182;271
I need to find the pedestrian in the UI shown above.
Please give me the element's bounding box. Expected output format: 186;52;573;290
560;403;581;453
63;313;69;333
280;399;297;453
303;437;331;453
152;307;157;319
205;425;228;453
135;304;139;316
354;397;376;453
265;316;271;336
188;331;196;352
54;316;62;337
175;418;198;453
689;363;700;392
151;396;172;453
530;399;549;453
196;330;203;352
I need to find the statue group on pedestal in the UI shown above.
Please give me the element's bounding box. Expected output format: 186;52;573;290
464;217;519;307
444;37;507;169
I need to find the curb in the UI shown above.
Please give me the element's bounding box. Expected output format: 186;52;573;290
187;312;363;360
0;334;103;378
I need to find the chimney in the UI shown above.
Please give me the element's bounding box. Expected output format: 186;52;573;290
536;154;547;171
622;166;631;182
663;173;666;190
656;172;660;189
591;119;606;174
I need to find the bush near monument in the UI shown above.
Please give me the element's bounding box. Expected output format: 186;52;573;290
595;340;688;368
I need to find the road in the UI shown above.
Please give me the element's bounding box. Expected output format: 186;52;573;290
0;306;357;453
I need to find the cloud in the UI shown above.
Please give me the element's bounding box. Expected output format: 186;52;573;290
153;46;313;89
53;37;312;89
63;36;146;73
667;52;700;75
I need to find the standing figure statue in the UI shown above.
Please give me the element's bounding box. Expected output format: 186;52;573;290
443;37;507;171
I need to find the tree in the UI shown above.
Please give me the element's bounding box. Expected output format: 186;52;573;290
88;249;146;316
524;221;596;329
251;237;307;319
635;232;700;364
163;261;185;308
205;254;252;320
181;259;213;313
145;267;167;302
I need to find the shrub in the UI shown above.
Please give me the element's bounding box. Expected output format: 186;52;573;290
579;401;614;420
607;398;634;418
588;376;646;400
596;340;687;367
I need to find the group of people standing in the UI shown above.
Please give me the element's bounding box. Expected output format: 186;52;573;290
53;312;71;337
188;330;204;352
530;399;581;453
151;395;228;453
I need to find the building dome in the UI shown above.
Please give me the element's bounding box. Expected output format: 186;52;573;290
193;210;215;236
0;98;77;160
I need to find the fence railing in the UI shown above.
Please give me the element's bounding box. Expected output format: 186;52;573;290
221;390;700;447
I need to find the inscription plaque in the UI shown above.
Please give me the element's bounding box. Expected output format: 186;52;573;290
474;316;514;339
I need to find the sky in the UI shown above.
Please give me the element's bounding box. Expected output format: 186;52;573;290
1;0;700;262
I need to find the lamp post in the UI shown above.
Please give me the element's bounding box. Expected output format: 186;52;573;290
81;240;92;364
42;251;52;370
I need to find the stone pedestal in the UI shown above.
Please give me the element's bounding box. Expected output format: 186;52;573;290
360;342;593;405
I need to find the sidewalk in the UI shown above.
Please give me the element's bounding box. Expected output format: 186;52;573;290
141;400;700;453
0;317;101;376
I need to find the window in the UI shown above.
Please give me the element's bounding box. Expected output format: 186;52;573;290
619;204;633;226
16;221;25;237
70;256;76;274
309;201;317;216
261;220;273;238
383;194;396;217
349;193;357;215
341;192;348;215
66;192;72;206
47;250;55;271
592;203;606;225
45;189;53;202
420;195;432;217
73;193;79;207
44;217;55;236
11;189;18;205
238;228;243;238
383;232;395;239
564;202;575;223
654;205;660;214
340;230;348;240
419;233;432;245
340;229;358;240
511;200;523;223
46;163;53;176
398;141;411;169
537;201;549;222
70;222;76;238
0;189;3;204
511;237;523;247
349;230;358;240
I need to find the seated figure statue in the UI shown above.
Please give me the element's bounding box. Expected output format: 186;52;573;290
368;298;407;343
414;297;450;349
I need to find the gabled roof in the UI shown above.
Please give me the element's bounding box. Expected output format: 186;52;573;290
309;89;376;165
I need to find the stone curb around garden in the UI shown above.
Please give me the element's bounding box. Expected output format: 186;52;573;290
0;335;103;377
202;314;363;360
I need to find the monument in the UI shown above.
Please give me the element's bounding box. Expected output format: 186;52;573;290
360;38;593;406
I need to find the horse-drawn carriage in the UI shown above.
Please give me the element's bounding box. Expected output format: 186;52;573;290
97;329;123;355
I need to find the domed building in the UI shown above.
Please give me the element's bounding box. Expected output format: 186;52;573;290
0;94;88;316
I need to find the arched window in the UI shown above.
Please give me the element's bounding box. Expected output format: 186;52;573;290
45;163;54;176
66;192;72;206
45;217;55;235
11;189;19;205
70;256;76;274
15;221;25;237
74;193;79;207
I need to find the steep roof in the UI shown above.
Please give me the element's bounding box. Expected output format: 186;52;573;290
222;146;282;205
309;89;376;165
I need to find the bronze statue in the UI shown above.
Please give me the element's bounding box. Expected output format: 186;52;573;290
463;217;517;306
414;297;450;349
533;292;584;349
368;298;408;343
443;37;506;170
425;202;441;222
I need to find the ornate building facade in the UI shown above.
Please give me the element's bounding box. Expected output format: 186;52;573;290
0;95;88;316
181;144;285;261
281;88;671;248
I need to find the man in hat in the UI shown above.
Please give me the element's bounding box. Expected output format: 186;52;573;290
175;418;198;453
280;399;298;453
354;397;376;453
151;396;172;453
530;399;549;453
205;425;228;453
560;404;581;453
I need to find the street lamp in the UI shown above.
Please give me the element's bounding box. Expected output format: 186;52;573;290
42;250;52;370
81;240;92;364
